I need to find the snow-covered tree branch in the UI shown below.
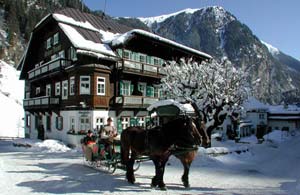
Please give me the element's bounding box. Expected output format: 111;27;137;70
161;58;248;143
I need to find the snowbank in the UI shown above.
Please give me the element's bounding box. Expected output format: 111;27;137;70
0;60;24;138
13;139;72;153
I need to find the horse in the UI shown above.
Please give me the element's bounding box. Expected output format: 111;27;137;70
173;118;210;188
121;116;202;190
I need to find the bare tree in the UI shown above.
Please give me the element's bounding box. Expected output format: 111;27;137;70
161;58;248;145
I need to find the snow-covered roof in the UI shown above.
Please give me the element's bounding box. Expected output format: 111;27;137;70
58;23;117;59
268;105;300;114
243;97;268;111
147;99;195;113
111;29;212;59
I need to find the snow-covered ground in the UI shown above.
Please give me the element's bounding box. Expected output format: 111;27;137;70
0;60;24;138
0;130;299;195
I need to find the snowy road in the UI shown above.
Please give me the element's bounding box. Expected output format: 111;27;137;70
0;134;299;195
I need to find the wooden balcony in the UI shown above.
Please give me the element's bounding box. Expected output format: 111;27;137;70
23;96;60;110
115;96;158;108
28;58;72;79
117;59;165;78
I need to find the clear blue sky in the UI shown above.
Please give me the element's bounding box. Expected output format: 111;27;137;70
83;0;299;60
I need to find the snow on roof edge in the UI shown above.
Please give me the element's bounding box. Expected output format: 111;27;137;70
147;99;195;113
112;29;212;59
58;23;117;58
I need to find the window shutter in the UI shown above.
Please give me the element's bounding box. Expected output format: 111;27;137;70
117;118;122;133
119;81;123;96
130;118;136;126
145;116;150;127
130;84;134;95
146;86;154;97
136;118;140;126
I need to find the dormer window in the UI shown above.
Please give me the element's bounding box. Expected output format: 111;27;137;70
46;37;52;49
53;32;59;45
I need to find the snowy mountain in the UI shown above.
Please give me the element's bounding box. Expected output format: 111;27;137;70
0;60;24;137
117;6;300;104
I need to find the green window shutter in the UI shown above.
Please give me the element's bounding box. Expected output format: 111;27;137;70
130;118;136;126
117;118;122;133
146;86;154;97
119;81;123;96
130;84;134;95
146;56;151;64
136;118;140;126
150;57;154;65
145;116;150;127
117;49;123;57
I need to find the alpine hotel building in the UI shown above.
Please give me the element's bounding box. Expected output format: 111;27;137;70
18;8;211;146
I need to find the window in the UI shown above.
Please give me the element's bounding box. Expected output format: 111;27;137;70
97;77;105;95
95;117;104;131
153;57;160;65
146;86;154;97
80;117;90;131
59;50;65;59
154;87;162;98
53;32;59;45
138;117;145;127
46;84;51;96
46;115;51;132
138;82;146;96
55;82;61;96
123;50;131;59
70;77;75;95
70;117;75;130
26;114;31;127
68;46;77;61
62;80;68;100
121;117;130;130
80;76;90;95
120;81;131;96
139;54;146;63
36;87;40;95
56;116;63;130
117;49;123;57
46;37;52;49
259;113;265;119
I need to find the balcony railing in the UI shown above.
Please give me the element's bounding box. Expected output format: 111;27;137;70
117;59;165;77
28;58;72;79
23;96;60;109
115;96;159;107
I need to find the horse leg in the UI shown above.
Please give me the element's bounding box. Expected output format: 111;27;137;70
126;152;136;184
151;156;169;190
178;151;196;188
181;160;191;188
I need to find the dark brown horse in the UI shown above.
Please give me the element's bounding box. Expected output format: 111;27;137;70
121;116;202;190
174;118;210;188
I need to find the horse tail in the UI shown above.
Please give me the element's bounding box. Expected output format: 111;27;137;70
120;129;130;165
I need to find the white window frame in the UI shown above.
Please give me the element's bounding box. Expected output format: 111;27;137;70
97;77;105;96
95;117;105;131
46;84;51;96
69;46;77;61
53;32;59;45
55;82;61;96
138;116;145;127
69;76;75;96
121;116;130;130
62;80;68;100
70;116;75;131
80;117;90;131
46;37;52;49
138;82;146;96
121;81;131;96
80;76;91;95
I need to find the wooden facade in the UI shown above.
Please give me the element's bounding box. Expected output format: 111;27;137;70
18;8;211;145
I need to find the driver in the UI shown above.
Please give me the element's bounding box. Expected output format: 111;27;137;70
99;117;118;157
